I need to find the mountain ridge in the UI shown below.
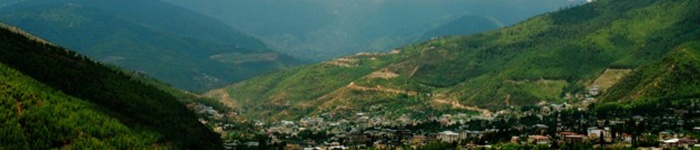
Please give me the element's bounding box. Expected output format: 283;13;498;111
163;0;576;61
0;0;302;91
209;0;700;121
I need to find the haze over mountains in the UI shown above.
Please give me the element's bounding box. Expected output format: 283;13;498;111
2;0;700;149
207;0;700;120
163;0;583;61
0;0;300;91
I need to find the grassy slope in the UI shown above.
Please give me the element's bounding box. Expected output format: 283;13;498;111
592;41;700;120
216;0;700;120
601;41;700;103
0;24;222;149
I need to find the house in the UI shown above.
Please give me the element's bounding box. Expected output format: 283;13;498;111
587;127;611;142
223;140;239;149
693;127;700;133
373;140;387;149
528;135;551;145
680;138;698;149
588;85;600;96
534;124;549;134
534;124;549;129
302;147;322;150
662;138;700;149
559;132;586;143
622;133;632;143
511;136;521;143
328;145;348;150
245;142;260;147
659;131;677;140
285;144;302;150
438;131;460;142
328;142;348;150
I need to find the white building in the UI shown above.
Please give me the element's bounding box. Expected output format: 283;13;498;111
438;131;460;142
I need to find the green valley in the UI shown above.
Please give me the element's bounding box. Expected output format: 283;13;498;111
211;0;700;121
2;0;700;149
196;1;700;149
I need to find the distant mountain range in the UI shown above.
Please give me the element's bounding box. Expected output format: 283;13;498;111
0;23;222;149
420;15;502;40
163;0;578;61
207;0;700;121
0;0;301;91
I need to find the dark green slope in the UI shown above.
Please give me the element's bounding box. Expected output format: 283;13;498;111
0;0;301;91
0;24;222;148
0;63;160;149
211;0;700;120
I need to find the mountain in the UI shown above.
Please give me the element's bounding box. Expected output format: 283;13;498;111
0;24;222;149
602;42;700;103
592;41;700;117
162;0;578;61
207;0;700;121
420;15;502;40
0;0;301;91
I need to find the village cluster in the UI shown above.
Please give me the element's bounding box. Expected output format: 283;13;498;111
187;87;700;150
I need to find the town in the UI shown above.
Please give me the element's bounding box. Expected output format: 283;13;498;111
188;87;700;150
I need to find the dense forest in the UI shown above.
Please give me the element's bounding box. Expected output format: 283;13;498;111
0;24;222;149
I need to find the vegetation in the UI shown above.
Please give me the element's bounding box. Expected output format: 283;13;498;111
0;0;301;91
594;41;700;128
212;0;700;121
0;24;222;149
601;41;700;103
0;63;161;149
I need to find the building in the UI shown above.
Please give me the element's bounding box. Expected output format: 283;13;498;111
510;136;520;143
661;138;698;149
528;135;551;145
438;131;459;142
559;132;586;143
587;127;611;142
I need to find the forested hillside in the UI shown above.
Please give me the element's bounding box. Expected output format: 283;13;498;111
211;0;700;121
0;24;222;149
594;41;700;117
0;0;300;91
0;63;161;149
